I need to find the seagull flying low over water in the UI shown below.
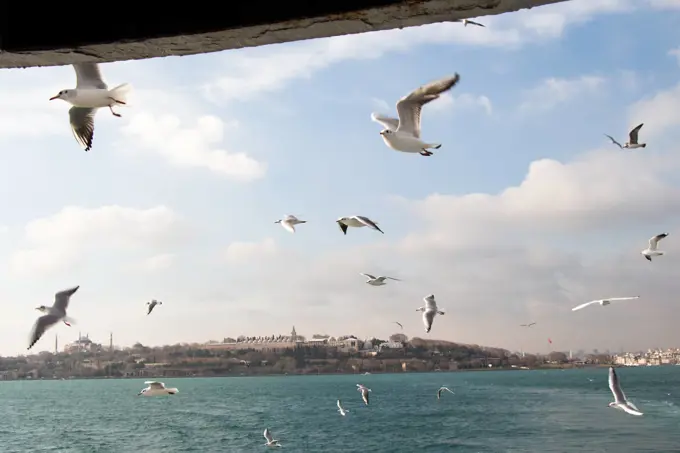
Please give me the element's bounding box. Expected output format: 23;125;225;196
520;322;537;327
28;286;79;350
337;399;349;416
49;63;131;152
263;428;282;447
417;294;445;333
608;367;643;416
605;123;646;150
571;296;640;312
137;381;179;396
146;299;162;315
437;386;455;400
360;273;401;286
455;18;485;27
275;215;307;233
394;321;403;330
357;384;372;405
337;216;384;235
641;233;669;262
371;74;461;157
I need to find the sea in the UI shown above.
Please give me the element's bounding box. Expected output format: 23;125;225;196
1;367;679;453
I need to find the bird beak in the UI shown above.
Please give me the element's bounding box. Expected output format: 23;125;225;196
379;131;385;136
49;95;59;101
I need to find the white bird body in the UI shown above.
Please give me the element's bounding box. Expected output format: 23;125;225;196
371;74;461;157
437;386;454;400
571;296;640;312
360;273;401;286
337;216;384;235
337;399;349;416
146;299;162;315
275;215;307;233
49;63;131;152
641;233;668;261
417;294;445;333
608;367;643;416
357;384;372;405
263;428;281;447
28;286;79;350
138;381;179;396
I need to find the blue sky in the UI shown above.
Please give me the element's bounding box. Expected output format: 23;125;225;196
0;0;679;355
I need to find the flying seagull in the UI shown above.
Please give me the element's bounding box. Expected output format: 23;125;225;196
137;381;179;396
455;18;485;27
641;233;669;262
357;384;372;405
605;124;646;150
49;63;131;152
571;296;640;312
146;299;162;315
360;273;401;286
437;386;455;400
337;216;384;235
28;286;79;350
394;321;403;330
417;294;445;333
520;322;537;327
371;74;461;156
263;428;281;447
337;399;349;416
608;367;643;416
275;215;307;234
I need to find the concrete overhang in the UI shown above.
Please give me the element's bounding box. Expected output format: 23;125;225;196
0;0;565;69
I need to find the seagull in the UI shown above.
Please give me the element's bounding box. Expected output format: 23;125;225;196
337;216;384;235
357;384;371;405
146;299;162;315
371;74;461;156
605;124;646;150
337;399;349;416
520;322;537;327
49;63;131;152
437;386;455;400
416;294;445;333
455;18;485;27
360;273;401;286
263;428;282;447
641;233;669;261
28;286;79;350
571;296;640;312
275;215;307;233
394;321;403;330
608;367;643;416
137;381;179;396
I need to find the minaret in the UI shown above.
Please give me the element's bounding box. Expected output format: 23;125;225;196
291;326;297;343
55;335;58;354
109;332;113;352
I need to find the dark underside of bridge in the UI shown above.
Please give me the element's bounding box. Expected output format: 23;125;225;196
0;0;560;68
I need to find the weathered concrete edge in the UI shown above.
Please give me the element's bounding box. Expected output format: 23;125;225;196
0;0;566;69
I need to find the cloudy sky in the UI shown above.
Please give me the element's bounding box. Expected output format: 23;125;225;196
1;0;680;356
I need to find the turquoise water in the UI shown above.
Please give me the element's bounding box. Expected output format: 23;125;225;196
2;367;680;452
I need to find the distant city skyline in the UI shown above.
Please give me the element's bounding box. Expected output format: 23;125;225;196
0;1;679;355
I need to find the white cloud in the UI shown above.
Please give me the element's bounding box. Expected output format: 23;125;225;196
429;92;493;116
670;47;680;66
628;81;680;140
9;205;184;276
648;0;680;9
224;238;278;263
519;75;606;113
129;253;176;273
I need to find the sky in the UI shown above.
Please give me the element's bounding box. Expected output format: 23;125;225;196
0;0;679;356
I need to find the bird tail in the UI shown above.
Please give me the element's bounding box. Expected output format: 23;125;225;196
108;83;133;104
299;220;307;223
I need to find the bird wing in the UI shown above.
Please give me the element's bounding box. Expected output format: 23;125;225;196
281;221;296;233
284;215;299;221
606;296;640;302
385;276;401;281
439;386;454;395
395;321;403;329
145;381;165;389
73;63;108;89
571;300;600;311
53;286;79;312
28;314;61;350
604;134;623;148
337;221;348;235
264;428;273;442
69;107;97;151
467;20;485;27
620;404;643;416
360;273;377;280
628;123;643;144
337;399;343;410
608;367;626;404
370;113;400;131
395;74;460;138
354;216;383;233
649;233;668;250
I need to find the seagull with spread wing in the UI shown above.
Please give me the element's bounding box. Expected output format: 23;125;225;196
605;123;646;150
360;273;401;286
275;215;307;233
608;367;643;416
337;215;384;235
417;294;445;333
28;286;79;350
641;233;669;262
571;296;640;312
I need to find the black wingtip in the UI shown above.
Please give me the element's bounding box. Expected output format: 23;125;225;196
641;143;647;148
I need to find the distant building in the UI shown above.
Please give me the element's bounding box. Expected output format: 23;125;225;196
203;326;302;352
64;333;101;353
